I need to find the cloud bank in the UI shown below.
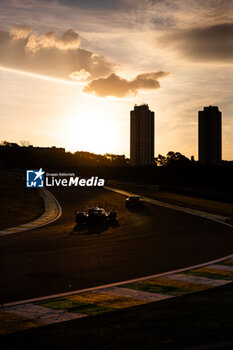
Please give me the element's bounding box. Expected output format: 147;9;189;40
0;25;115;81
25;28;81;53
83;71;170;97
0;24;170;97
159;23;233;62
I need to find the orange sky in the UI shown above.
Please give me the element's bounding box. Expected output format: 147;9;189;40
0;0;233;159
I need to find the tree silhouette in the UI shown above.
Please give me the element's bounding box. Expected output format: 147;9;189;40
155;151;190;167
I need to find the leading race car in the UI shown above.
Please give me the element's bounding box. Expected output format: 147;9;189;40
74;207;117;225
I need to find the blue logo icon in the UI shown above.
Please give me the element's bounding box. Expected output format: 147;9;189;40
26;168;45;188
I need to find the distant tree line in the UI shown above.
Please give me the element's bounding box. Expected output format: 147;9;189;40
1;141;232;171
0;141;195;169
0;141;129;169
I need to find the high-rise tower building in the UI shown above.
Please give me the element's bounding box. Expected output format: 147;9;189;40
130;104;154;166
198;106;222;165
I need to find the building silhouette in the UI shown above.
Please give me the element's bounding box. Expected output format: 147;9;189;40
130;104;154;166
198;106;222;165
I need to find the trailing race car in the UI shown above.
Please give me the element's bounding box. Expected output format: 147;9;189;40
125;195;143;208
74;207;117;225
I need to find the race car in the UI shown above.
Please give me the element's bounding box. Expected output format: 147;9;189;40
74;207;117;225
125;195;143;208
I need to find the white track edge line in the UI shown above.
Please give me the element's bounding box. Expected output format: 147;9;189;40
0;188;62;236
2;253;233;309
104;186;233;228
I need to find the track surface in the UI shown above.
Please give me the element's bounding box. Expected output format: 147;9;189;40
0;187;233;304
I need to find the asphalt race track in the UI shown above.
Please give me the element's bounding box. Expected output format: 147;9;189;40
1;187;233;304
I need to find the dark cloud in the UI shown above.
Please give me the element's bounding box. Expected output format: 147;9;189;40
37;0;125;10
0;26;115;81
58;29;81;49
82;71;170;97
60;0;122;9
159;23;233;62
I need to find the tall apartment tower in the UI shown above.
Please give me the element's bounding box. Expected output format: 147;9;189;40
198;106;222;165
130;104;154;166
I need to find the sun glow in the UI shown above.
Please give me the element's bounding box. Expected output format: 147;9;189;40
61;105;121;155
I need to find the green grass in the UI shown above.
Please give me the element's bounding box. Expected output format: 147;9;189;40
221;260;233;266
0;171;44;229
37;298;113;316
185;269;233;281
123;282;191;296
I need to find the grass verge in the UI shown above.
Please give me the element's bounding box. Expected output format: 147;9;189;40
0;171;44;229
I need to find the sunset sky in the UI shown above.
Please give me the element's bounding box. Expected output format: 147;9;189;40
0;0;233;159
